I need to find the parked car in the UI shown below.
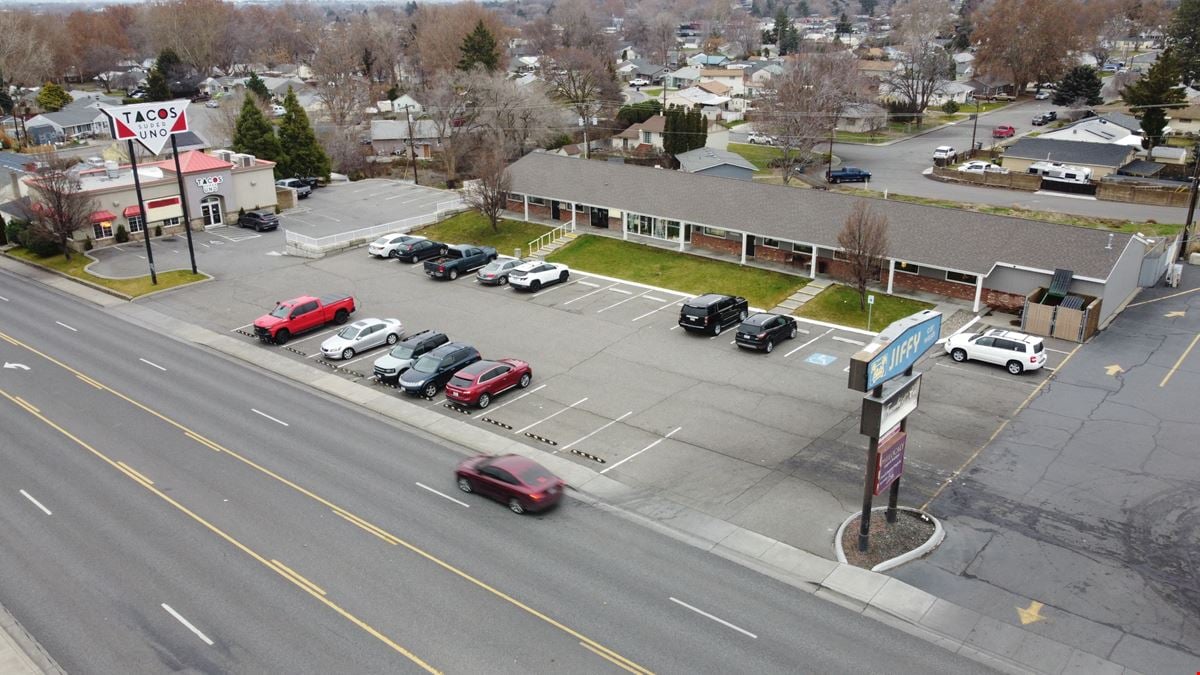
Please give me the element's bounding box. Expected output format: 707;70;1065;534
629;78;650;87
253;294;356;345
746;132;776;145
275;177;312;199
394;239;447;263
944;329;1046;375
678;294;749;335
271;104;286;116
734;313;798;353
236;210;279;232
455;453;565;514
826;167;872;184
398;342;482;398
991;125;1016;139
933;145;957;162
508;261;570;291
423;244;498;280
1034;90;1050;100
368;234;426;258
373;330;449;382
958;160;1007;174
204;99;220;108
1031;111;1057;126
296;176;322;190
476;256;523;286
444;359;533;408
319;317;403;360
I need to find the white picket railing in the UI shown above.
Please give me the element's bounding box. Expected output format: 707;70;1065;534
527;224;570;258
285;198;467;257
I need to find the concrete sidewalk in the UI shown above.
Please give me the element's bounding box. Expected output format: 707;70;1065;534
0;254;1151;674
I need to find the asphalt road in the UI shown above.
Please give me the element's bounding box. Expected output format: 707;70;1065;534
0;269;995;674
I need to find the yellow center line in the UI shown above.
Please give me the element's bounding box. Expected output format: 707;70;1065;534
0;386;439;674
270;559;327;596
1126;287;1200;307
1160;332;1200;388
117;461;155;486
0;330;652;674
580;641;640;674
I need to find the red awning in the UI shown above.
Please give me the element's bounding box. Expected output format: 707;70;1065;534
90;210;117;224
123;205;141;218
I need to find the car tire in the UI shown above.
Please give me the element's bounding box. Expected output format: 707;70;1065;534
477;393;491;409
789;326;798;339
274;329;290;345
530;280;542;291
559;271;568;283
457;477;473;493
449;269;458;281
499;276;508;286
388;250;399;259
711;321;721;336
341;347;355;360
950;348;967;363
518;372;531;388
508;498;526;515
1007;360;1024;375
422;383;438;399
334;309;349;325
765;340;774;353
386;333;399;345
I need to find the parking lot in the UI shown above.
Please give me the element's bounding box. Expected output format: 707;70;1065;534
141;239;1077;556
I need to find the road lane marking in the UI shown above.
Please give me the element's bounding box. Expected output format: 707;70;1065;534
487;384;546;411
55;321;77;332
12;396;39;414
343;351;381;367
116;461;154;486
557;411;633;453
633;300;684;322
0;338;647;675
270;559;326;596
1160;332;1200;388
229;323;253;332
514;397;588;434
251;408;289;426
601;426;681;474
1044;348;1073;355
597;290;650;313
564;283;619;305
19;490;52;515
162;604;214;646
139;358;167;371
579;641;639;674
416;482;470;507
529;279;579;298
333;509;401;545
784;328;834;357
0;295;8;302
708;326;735;340
832;336;865;346
1126;287;1200;307
669;597;757;638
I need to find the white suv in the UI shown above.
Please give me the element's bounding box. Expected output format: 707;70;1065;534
746;132;776;145
933;145;957;162
944;329;1046;375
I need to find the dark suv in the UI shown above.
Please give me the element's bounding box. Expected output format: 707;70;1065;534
372;329;450;382
395;239;446;263
734;312;798;353
237;211;279;231
398;342;481;398
679;294;749;335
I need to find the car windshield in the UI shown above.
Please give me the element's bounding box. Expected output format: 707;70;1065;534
516;463;556;487
388;345;415;359
269;304;291;318
482;261;506;273
412;354;440;373
337;326;361;339
681;305;708;317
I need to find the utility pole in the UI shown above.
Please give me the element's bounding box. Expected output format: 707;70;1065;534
828;113;837;180
969;99;980;157
403;104;418;185
1181;142;1200;260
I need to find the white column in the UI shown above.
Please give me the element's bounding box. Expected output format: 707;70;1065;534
887;259;896;295
679;224;686;251
523;195;528;221
622;214;628;241
740;232;747;265
571;203;577;231
810;247;818;278
973;275;984;313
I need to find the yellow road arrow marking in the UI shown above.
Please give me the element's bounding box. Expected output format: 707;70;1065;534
1017;600;1046;625
1104;364;1125;376
1165;311;1186;318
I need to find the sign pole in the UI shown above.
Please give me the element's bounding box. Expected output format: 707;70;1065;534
127;140;157;285
886;416;907;524
858;423;880;553
169;135;198;275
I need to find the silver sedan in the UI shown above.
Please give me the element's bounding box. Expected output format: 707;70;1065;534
320;318;403;360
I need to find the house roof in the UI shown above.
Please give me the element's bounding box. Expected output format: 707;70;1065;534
1171;103;1200;120
156;150;231;173
370;119;441;141
674;87;730;106
675;147;756;173
35;108;104;129
1003;138;1137;167
507;152;1132;280
1040;117;1139;144
841;102;886;117
1096;112;1142;132
697;81;731;96
700;69;742;78
856;60;897;73
669;66;701;80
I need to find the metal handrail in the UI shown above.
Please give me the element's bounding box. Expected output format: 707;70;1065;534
527;224;569;257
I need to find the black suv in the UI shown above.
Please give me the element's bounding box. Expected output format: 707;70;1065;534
372;330;450;382
237;211;279;231
398;342;481;398
395;239;446;263
679;294;749;335
734;313;798;353
1032;111;1057;126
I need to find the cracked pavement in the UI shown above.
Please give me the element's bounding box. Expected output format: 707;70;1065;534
894;267;1200;673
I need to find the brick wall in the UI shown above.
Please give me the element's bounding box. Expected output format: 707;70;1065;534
889;270;1024;312
691;230;742;255
503;198;561;221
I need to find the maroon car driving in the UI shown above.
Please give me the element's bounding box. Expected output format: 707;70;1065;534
443;358;532;408
455;454;565;514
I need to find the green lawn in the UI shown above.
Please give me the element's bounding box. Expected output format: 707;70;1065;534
546;235;806;308
795;285;934;332
6;248;207;298
641;88;663;97
727;142;785;170
411;211;553;257
721;119;749;129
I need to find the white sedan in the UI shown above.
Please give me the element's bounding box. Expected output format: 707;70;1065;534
320;318;403;360
629;78;650;87
368;234;426;258
957;160;1007;174
507;261;570;292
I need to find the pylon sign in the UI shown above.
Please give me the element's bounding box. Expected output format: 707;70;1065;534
101;100;190;155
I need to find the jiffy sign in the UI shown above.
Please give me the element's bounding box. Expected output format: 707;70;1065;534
101;100;190;155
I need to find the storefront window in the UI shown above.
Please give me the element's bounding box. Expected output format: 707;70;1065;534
93;220;113;239
127;215;145;233
895;261;920;275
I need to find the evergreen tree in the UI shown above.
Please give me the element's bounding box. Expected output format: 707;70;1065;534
1052;66;1103;107
277;87;330;180
797;0;810;17
1169;0;1200;86
246;72;271;103
155;49;183;81
36;82;72;112
688;107;707;152
773;9;790;51
861;0;877;16
782;22;801;55
145;69;171;101
0;71;14;118
663;105;683;156
836;13;853;38
1123;50;1188;149
232;95;282;161
458;20;500;72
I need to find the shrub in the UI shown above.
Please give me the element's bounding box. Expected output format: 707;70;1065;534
940;100;960;115
154;224;162;236
23;228;60;257
238;206;246;218
83;237;93;251
274;205;281;214
115;224;129;243
5;218;29;246
545;133;573;150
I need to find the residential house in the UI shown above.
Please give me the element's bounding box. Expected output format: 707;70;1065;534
699;69;745;97
929;81;975;107
687;53;730;68
611;115;666;153
952;52;975;81
1002;137;1138;178
1038;113;1144;146
391;94;424;116
23;108;109;145
1168;104;1200;135
675;147;756;181
837;103;887;133
508;55;540;75
626;60;668;84
615;44;641;62
667;66;702;89
745;62;784;97
370;119;442;158
1138;145;1187;166
667;87;734;120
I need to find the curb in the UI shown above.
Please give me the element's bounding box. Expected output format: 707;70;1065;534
0;598;64;675
832;506;946;573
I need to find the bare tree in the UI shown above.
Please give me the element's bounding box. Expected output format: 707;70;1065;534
546;48;618;159
134;0;237;77
476;74;558;158
26;154;98;260
319;125;368;178
0;11;54;85
837;202;890;310
463;139;512;232
974;0;1085;94
759;51;861;184
413;4;509;79
1078;0;1130;69
724;10;763;59
312;23;370;127
882;0;953;119
423;71;484;184
552;0;613;58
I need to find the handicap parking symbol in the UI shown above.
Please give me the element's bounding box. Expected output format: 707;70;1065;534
805;353;838;366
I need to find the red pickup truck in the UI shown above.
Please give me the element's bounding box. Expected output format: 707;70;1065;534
253;294;356;345
992;125;1016;139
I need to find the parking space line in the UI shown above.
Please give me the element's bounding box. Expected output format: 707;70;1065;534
795;327;811;335
601;426;681;474
578;281;600;287
487;384;546;411
644;296;666;303
633;300;684;322
343;351;381;367
530;279;580;298
1044;348;1073;355
832;336;865;346
564;283;620;306
784;328;834;358
610;288;632;295
514;397;588;434
230;323;253;333
933;361;1040;385
709;325;736;340
556;411;633;454
597;290;650;313
288;327;343;345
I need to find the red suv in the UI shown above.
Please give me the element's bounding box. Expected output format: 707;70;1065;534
992;125;1016;139
444;359;532;408
456;454;565;514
